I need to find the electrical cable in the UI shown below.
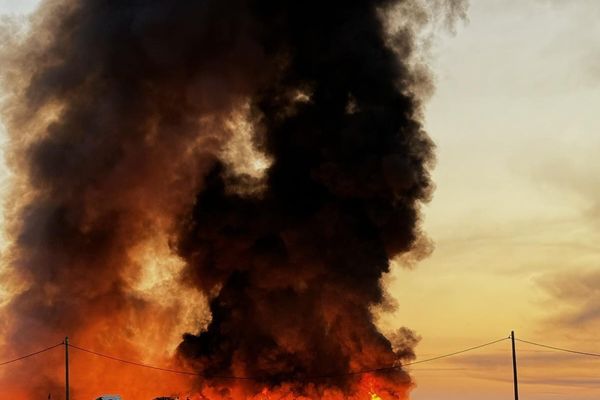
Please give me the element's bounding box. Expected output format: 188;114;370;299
68;344;217;378
515;338;600;358
69;336;510;380
404;336;510;366
0;342;64;367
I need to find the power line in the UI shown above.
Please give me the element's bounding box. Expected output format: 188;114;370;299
69;336;509;380
68;344;214;378
0;342;64;367
4;334;600;396
516;338;600;358
306;336;510;380
405;336;510;367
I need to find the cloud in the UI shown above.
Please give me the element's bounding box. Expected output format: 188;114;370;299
537;269;600;331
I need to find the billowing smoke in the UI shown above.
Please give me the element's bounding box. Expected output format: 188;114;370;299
0;0;466;399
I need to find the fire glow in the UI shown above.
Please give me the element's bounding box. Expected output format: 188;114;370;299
0;0;466;398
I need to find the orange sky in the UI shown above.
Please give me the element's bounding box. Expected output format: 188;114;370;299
1;1;599;399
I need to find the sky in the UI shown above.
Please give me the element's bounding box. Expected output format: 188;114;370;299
383;1;600;399
0;1;599;399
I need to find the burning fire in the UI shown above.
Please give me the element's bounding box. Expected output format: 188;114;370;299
0;0;466;398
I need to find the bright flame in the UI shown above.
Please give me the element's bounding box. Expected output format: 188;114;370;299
370;392;384;400
261;387;271;400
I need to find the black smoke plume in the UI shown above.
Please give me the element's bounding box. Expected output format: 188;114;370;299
0;0;466;398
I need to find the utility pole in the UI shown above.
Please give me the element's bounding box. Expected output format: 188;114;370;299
65;336;70;400
511;331;519;400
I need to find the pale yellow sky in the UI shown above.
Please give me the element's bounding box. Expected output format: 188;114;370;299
1;1;599;399
383;1;600;399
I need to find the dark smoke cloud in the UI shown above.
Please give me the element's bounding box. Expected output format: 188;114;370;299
0;0;466;398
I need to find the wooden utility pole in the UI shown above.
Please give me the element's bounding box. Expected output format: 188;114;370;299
511;331;519;400
65;337;70;400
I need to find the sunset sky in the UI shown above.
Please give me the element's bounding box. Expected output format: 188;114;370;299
386;1;600;399
1;1;599;399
